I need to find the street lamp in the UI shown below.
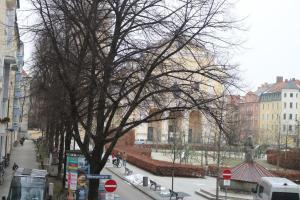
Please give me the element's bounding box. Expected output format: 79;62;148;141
295;119;299;148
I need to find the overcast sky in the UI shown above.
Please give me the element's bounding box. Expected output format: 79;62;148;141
18;0;300;92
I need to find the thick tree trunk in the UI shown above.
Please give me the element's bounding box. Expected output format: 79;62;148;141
62;123;72;189
89;177;100;200
88;144;103;200
58;129;65;177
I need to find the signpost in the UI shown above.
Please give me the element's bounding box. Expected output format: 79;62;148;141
222;169;232;200
105;179;117;193
87;174;111;179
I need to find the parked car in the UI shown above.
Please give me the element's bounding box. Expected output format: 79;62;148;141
252;177;300;200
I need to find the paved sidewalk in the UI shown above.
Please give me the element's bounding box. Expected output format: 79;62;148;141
106;160;253;200
0;139;38;197
106;160;209;200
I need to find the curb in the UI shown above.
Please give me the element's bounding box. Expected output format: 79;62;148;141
105;167;158;200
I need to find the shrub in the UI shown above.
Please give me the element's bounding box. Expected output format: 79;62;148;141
267;150;300;170
270;170;300;184
112;147;205;177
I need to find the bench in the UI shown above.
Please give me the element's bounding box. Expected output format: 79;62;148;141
169;189;185;200
125;167;133;175
150;180;161;191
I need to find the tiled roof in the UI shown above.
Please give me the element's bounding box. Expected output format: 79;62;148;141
230;162;275;183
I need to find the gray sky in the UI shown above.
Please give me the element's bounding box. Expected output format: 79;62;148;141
18;0;300;92
234;0;300;91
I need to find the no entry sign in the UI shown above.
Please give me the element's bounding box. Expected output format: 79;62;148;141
222;169;232;180
105;179;117;193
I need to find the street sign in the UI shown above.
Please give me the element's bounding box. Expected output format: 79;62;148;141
105;179;117;193
222;169;232;180
87;174;111;179
224;179;231;186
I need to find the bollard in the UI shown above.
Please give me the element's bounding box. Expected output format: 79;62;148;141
143;176;148;187
49;182;54;198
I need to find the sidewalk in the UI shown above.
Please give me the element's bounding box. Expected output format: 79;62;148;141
0;139;38;197
106;160;209;200
106;160;254;200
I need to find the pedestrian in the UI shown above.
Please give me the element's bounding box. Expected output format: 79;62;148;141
12;162;18;171
122;152;127;167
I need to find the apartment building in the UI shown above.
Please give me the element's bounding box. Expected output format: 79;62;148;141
0;0;24;161
258;77;300;146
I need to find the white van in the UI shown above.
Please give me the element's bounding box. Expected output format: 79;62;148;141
252;177;300;200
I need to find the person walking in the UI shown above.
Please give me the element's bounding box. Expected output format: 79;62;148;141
12;162;18;171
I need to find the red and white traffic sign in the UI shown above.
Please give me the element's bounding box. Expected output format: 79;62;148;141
222;169;232;180
105;179;117;193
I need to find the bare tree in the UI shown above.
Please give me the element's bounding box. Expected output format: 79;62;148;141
29;0;241;198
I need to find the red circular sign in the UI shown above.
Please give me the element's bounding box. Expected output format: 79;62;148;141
105;179;117;193
222;169;232;180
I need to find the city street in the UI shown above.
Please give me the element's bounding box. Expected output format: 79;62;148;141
0;139;39;198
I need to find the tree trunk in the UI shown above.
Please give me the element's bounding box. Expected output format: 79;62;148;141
58;129;65;177
62;123;72;189
88;145;103;200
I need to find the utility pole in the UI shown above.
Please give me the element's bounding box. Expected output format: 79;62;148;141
216;94;225;200
285;123;288;163
276;117;281;170
296;119;299;148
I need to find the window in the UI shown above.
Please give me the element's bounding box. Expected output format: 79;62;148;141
290;93;293;98
289;125;292;131
283;125;286;131
289;114;293;120
284;93;287;97
168;126;174;142
284;102;286;108
290;102;293;108
283;113;286;120
192;83;199;91
296;114;298;120
147;127;153;141
188;129;192;143
271;192;299;200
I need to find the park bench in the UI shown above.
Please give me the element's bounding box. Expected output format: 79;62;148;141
125;167;133;175
169;189;185;200
150;180;161;191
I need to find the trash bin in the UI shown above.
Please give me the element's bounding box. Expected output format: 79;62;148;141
143;176;148;187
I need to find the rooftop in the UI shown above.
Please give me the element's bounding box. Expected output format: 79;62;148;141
230;162;275;183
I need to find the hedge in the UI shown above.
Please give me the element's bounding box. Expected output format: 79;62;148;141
270;170;300;184
112;146;205;177
267;150;300;170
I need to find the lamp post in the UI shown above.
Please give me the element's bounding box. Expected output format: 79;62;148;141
285;123;288;161
296;119;299;148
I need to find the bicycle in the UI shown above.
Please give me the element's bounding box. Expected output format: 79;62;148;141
112;158;122;168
